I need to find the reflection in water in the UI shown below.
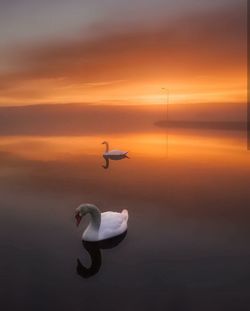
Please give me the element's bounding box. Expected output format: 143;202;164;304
77;231;127;278
1;130;250;310
102;154;129;169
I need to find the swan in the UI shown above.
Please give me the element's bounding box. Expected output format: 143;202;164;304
102;141;128;157
75;203;129;242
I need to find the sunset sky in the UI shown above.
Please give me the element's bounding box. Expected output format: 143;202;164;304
0;0;247;106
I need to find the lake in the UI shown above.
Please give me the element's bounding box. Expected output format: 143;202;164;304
1;127;250;311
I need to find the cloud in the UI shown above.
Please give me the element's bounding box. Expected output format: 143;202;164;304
0;1;246;104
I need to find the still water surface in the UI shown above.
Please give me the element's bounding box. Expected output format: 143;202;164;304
1;129;250;310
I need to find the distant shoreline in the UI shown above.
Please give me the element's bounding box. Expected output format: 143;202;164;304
155;120;246;131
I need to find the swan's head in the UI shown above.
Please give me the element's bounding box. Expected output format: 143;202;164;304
102;141;108;145
75;203;100;226
75;204;88;226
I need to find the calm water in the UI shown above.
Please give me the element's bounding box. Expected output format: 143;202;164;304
1;129;250;311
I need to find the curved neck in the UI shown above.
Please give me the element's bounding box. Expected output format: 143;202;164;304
87;206;101;230
104;142;109;152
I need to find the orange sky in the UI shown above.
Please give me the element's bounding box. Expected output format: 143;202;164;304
0;0;247;106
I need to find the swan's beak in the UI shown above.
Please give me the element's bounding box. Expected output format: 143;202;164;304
75;212;82;227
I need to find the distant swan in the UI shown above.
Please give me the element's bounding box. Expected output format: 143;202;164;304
75;203;129;242
102;141;128;157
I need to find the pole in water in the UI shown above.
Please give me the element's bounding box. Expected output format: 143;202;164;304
161;88;169;124
161;88;169;156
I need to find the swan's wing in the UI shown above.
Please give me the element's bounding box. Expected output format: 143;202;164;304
101;212;123;228
99;212;127;239
107;150;128;156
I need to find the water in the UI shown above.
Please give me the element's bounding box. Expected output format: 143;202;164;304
1;129;250;311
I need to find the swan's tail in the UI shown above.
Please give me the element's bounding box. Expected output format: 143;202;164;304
122;209;129;221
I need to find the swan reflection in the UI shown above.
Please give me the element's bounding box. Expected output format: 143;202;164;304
77;231;127;278
102;154;129;169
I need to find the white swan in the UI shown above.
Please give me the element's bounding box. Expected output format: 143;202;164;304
75;203;129;242
102;141;128;157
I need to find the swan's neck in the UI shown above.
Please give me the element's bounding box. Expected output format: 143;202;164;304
79;204;101;241
83;207;101;241
104;142;109;153
86;207;101;231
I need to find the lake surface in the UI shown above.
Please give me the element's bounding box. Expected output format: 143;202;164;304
1;128;250;311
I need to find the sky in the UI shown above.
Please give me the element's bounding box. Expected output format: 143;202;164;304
0;0;247;106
